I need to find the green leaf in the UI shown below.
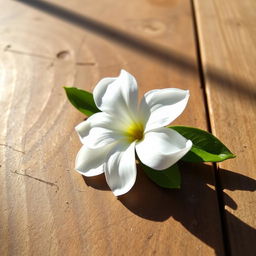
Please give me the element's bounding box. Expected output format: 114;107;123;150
64;87;100;116
169;126;236;162
141;163;181;189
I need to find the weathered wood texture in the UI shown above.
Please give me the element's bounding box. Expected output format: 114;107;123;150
194;0;256;255
0;0;228;255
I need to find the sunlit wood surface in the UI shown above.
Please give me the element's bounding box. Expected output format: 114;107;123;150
0;0;255;255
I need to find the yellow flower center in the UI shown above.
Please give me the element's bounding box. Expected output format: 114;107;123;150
125;122;144;142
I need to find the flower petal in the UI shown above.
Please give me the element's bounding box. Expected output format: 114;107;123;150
75;143;115;177
136;127;192;170
85;127;124;149
93;70;138;119
75;112;118;144
140;88;190;132
105;142;137;196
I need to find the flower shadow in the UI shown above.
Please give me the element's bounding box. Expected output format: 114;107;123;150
83;174;110;191
82;162;256;254
118;162;255;220
117;163;256;255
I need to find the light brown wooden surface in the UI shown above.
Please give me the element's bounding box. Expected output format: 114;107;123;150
194;0;256;255
0;0;254;255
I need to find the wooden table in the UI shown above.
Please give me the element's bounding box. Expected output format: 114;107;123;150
1;0;255;255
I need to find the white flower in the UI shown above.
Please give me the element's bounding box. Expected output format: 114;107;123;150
75;70;192;196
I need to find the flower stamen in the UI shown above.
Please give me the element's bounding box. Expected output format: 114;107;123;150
125;122;144;142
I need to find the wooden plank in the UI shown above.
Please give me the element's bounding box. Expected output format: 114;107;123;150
0;0;224;255
193;0;256;255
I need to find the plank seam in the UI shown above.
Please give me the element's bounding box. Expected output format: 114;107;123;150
190;1;231;255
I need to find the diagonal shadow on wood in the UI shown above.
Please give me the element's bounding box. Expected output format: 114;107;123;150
16;0;256;102
85;163;256;256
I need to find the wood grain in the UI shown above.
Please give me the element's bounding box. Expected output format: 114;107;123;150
0;0;224;255
194;0;256;255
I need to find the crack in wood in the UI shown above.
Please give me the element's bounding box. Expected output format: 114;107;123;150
4;45;96;66
75;62;96;66
4;47;54;60
11;170;59;192
0;143;25;154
